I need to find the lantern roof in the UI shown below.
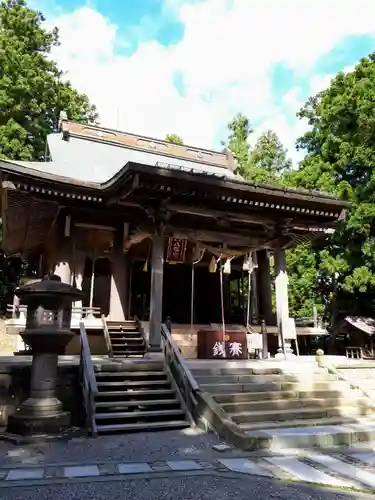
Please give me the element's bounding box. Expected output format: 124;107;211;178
15;275;84;301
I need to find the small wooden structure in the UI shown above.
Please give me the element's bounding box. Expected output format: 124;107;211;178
0;117;348;357
335;316;375;359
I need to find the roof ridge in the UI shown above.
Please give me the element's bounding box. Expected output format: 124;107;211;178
60;120;237;171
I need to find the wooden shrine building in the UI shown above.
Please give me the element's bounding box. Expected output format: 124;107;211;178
0;118;349;357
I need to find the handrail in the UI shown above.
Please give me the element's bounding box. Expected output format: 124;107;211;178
101;315;113;357
161;323;199;414
79;321;98;436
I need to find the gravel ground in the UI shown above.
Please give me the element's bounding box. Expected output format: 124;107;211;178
0;475;371;500
0;428;251;467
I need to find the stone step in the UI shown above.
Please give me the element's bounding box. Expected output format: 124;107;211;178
191;367;283;377
109;332;143;340
97;380;171;389
195;373;335;385
111;340;145;346
221;397;371;413
95;408;185;420
95;398;180;410
107;319;138;328
201;380;347;394
112;351;146;356
239;415;361;432
112;343;145;349
214;389;352;404
245;418;375;450
96;389;176;400
96;420;190;434
94;361;164;373
231;405;373;425
96;371;166;379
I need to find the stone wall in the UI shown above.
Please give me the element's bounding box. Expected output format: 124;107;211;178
0;360;83;428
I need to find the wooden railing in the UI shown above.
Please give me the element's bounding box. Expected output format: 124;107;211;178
161;323;199;414
7;304;101;319
101;315;113;357
79;321;98;436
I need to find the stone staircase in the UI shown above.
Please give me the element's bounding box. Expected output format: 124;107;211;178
107;320;146;357
93;359;191;434
191;362;375;449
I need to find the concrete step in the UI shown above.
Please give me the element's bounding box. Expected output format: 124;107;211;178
195;373;336;385
245;418;375;450
96;389;176;400
239;415;362;432
109;334;143;338
231;406;374;425
111;340;145;346
221;397;371;413
96;420;190;434
112;351;146;356
94;361;164;373
107;321;137;327
214;389;352;404
191;367;283;377
112;343;145;349
201;380;347;394
95;409;185;420
95;399;180;410
97;380;171;389
95;371;166;379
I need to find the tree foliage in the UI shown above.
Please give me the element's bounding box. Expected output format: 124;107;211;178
287;53;375;322
224;113;252;175
0;0;97;161
248;130;292;184
222;114;291;184
165;133;184;145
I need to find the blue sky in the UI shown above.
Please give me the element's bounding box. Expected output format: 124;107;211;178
36;0;375;162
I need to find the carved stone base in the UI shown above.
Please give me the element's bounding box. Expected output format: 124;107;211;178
275;340;296;359
7;411;70;436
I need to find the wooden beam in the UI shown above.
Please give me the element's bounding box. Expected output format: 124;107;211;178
167;203;276;228
124;231;151;251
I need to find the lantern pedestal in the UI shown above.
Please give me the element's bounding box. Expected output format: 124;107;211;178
6;275;83;437
8;352;70;435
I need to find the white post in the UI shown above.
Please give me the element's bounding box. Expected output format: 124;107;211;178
73;250;85;320
274;247;294;358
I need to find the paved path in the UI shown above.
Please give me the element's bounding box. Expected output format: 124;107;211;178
0;475;371;500
1;429;375;493
1;450;375;491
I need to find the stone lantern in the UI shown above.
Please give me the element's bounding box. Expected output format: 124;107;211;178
7;275;84;436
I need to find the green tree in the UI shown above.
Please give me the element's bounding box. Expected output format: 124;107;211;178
165;133;184;145
248;130;292;184
0;0;97;161
223;113;253;175
288;52;375;323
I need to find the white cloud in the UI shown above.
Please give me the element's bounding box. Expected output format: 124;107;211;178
46;0;375;161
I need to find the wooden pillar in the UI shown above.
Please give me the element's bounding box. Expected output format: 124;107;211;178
148;234;164;350
251;270;259;324
257;250;273;325
109;243;126;321
274;247;294;357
